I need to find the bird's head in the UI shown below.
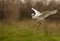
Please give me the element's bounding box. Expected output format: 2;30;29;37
31;13;36;19
31;13;35;16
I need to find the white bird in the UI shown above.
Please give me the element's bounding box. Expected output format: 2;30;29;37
31;8;57;27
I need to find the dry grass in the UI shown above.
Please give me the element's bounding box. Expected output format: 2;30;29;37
0;19;60;41
1;19;60;34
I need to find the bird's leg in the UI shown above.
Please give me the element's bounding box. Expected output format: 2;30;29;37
36;21;41;30
37;21;41;27
32;21;41;30
33;21;40;26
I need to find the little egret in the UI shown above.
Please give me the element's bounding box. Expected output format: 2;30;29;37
31;8;57;27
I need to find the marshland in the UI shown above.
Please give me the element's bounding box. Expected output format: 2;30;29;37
0;0;60;41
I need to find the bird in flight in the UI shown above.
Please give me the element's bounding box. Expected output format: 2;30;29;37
31;8;57;27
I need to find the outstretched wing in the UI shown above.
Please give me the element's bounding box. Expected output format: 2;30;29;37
31;8;42;16
39;10;57;19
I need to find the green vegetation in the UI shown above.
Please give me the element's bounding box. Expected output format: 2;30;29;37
0;0;60;41
0;20;60;41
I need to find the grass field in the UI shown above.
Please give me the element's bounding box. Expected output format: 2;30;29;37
0;20;60;41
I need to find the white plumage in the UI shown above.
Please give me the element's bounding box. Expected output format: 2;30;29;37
31;8;42;16
31;8;57;21
31;8;57;27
